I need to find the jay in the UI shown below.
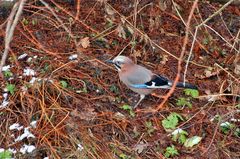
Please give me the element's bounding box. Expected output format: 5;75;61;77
107;56;197;108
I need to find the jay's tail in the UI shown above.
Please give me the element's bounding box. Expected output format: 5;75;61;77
176;82;198;90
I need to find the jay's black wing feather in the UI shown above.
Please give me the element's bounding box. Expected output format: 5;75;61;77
130;74;198;90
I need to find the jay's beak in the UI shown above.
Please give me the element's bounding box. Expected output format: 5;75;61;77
105;59;114;64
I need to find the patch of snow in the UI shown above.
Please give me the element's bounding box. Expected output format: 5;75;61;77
230;118;240;122
0;148;4;152
15;127;35;142
29;77;37;84
8;148;17;154
2;65;11;71
220;122;231;127
20;144;36;154
171;128;183;135
30;120;37;128
77;144;84;151
9;123;23;131
8;77;14;81
0;93;9;108
18;53;28;60
27;57;33;63
23;68;35;76
69;54;78;60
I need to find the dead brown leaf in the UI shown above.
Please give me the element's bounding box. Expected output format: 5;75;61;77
116;24;126;39
80;37;90;48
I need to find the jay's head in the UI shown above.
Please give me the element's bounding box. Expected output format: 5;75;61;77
106;56;134;71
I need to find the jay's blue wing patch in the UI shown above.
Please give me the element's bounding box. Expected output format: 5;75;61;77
129;75;171;89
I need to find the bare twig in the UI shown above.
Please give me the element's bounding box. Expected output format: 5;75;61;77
155;0;199;111
0;0;27;73
183;0;237;84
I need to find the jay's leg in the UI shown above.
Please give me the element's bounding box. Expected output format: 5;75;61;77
133;94;145;108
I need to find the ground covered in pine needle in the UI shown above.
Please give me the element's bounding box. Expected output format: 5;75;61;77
0;0;239;158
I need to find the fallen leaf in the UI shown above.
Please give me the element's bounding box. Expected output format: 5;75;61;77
134;141;149;154
105;5;115;15
116;24;126;39
71;108;96;121
113;112;126;120
80;37;90;48
158;0;167;11
160;54;169;65
184;136;202;148
133;50;141;57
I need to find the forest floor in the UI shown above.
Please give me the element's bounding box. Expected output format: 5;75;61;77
0;0;239;158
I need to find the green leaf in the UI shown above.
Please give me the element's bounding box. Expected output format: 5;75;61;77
6;83;16;95
60;80;68;88
220;122;235;134
145;121;155;135
176;97;192;108
3;70;13;78
121;104;131;111
184;89;199;98
0;150;12;159
22;18;29;25
110;85;119;94
121;105;135;117
234;128;240;137
162;113;184;131
164;145;179;158
171;128;188;144
184;136;202;148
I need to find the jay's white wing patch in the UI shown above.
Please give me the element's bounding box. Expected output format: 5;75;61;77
129;75;171;89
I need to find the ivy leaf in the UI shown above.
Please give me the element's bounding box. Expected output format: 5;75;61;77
184;136;202;148
184;89;199;98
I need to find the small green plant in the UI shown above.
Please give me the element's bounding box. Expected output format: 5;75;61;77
3;70;13;78
145;121;155;136
172;129;188;144
176;97;192;108
234;128;240;137
119;153;128;159
60;80;68;88
164;145;179;158
22;18;29;25
32;19;37;25
236;104;240;109
183;89;199;98
110;85;119;94
121;105;135;117
176;89;199;109
0;149;12;159
6;83;16;95
162;113;184;131
220;122;235;134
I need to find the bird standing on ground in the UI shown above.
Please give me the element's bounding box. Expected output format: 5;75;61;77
106;56;198;108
